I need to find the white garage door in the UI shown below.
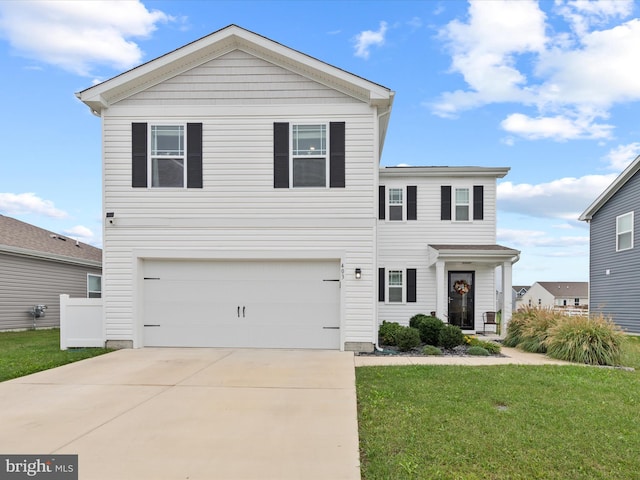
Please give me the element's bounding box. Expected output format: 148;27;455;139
142;259;341;349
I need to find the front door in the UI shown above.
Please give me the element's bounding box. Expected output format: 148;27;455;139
448;271;474;329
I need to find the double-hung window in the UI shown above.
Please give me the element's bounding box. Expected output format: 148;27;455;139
389;188;404;220
388;270;404;303
292;124;327;187
616;212;634;251
455;187;470;221
87;274;102;298
150;125;186;187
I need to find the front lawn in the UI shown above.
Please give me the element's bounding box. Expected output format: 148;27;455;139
357;337;640;479
0;329;112;382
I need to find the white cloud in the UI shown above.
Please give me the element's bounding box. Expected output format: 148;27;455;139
498;228;588;248
64;225;98;245
431;0;640;141
497;174;617;220
500;112;613;140
354;21;388;59
604;142;640;171
0;0;172;76
0;192;68;218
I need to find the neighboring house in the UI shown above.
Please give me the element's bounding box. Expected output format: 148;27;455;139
519;282;588;310
513;285;529;311
76;25;519;351
580;155;640;334
0;215;102;330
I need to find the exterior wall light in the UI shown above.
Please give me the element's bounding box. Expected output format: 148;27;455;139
355;268;362;279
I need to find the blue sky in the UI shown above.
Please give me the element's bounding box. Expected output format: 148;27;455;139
1;0;639;286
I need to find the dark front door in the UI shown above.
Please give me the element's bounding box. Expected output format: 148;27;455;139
448;271;474;329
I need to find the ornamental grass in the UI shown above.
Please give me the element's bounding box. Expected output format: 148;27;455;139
506;308;626;366
545;313;626;366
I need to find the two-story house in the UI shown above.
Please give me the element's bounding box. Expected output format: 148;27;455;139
76;25;519;352
580;155;640;334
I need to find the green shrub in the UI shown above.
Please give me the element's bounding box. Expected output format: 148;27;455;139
467;337;501;354
467;346;490;356
438;324;464;349
417;316;445;345
409;314;429;329
545;314;626;366
422;345;443;356
378;321;403;346
396;327;421;352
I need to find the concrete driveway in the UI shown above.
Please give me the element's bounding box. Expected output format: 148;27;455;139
0;348;360;480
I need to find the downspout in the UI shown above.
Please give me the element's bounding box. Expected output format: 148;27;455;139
373;106;392;352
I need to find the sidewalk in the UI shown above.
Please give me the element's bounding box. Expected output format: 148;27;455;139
354;347;574;367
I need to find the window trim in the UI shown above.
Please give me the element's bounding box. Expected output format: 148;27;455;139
87;274;102;299
290;123;329;188
388;187;404;221
616;211;634;251
454;187;470;222
148;123;188;189
387;269;404;304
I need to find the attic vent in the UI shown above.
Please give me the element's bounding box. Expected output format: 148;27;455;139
49;234;67;241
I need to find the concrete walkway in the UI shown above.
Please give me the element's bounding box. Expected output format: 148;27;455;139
0;348;360;480
355;346;574;367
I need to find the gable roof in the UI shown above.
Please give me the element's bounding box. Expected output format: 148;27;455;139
536;282;588;298
579;155;640;221
513;285;529;293
76;25;394;150
0;215;101;267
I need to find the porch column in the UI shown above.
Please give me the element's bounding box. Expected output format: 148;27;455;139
501;261;513;337
435;260;447;321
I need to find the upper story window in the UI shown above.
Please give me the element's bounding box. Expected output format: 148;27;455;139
389;188;404;220
455;188;470;221
292;124;327;187
131;123;202;189
273;122;345;189
151;125;185;187
616;211;634;251
87;274;102;298
378;185;417;221
440;185;484;221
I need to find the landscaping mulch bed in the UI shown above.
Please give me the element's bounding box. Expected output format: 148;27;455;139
359;342;507;357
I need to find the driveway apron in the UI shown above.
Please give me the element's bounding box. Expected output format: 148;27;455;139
0;348;360;480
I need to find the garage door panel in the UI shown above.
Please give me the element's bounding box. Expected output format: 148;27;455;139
143;259;341;349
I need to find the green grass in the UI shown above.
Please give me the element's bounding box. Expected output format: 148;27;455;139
357;337;640;480
0;329;112;382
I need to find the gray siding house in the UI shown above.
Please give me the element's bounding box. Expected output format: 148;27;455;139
580;155;640;334
0;215;102;330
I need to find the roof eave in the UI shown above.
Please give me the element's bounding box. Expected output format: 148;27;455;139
0;244;102;269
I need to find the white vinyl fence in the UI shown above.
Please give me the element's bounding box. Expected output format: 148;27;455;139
59;294;104;350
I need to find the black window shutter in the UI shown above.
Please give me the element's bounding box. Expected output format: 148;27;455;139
187;123;203;188
473;185;484;220
273;122;289;188
407;268;417;303
378;268;385;302
407;186;417;220
132;123;147;188
329;122;345;188
379;185;386;220
441;186;452;220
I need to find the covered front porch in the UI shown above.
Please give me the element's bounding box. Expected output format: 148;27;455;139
427;244;520;335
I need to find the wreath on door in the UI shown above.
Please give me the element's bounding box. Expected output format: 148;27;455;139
453;279;470;295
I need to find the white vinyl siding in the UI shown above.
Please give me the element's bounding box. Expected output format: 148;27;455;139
377;172;499;327
616;212;633;251
100;52;378;347
124;50;360;106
